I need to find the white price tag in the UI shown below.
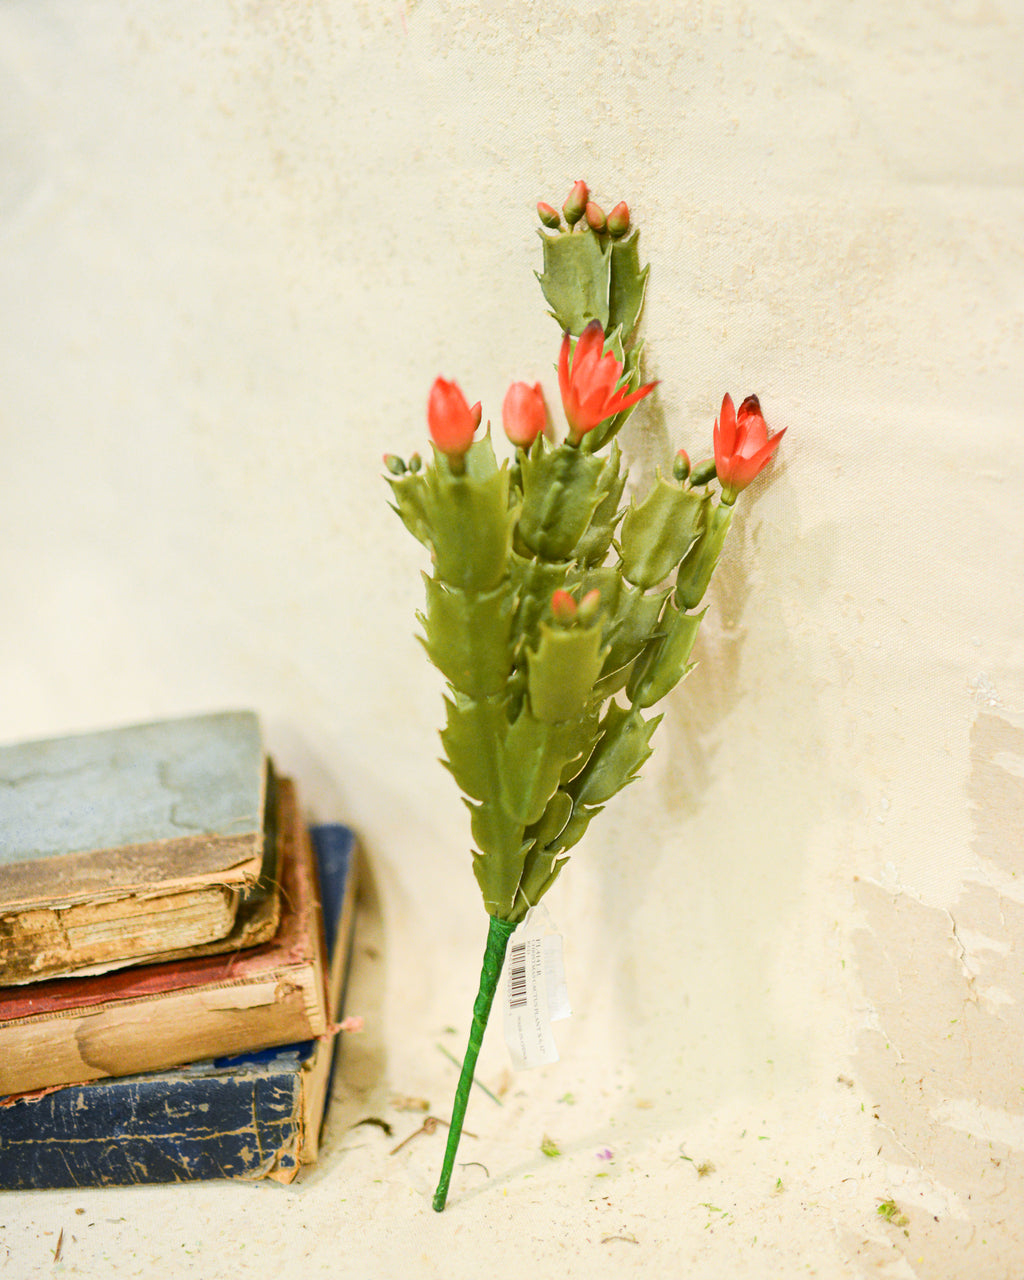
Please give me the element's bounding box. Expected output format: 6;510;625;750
502;905;571;1070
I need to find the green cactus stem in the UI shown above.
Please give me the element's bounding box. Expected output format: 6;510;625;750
432;914;516;1213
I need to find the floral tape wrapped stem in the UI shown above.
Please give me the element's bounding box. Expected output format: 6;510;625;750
432;915;517;1212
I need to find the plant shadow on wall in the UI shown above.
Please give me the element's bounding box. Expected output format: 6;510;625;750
590;454;813;1116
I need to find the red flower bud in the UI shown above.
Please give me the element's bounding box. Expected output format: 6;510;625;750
550;589;578;624
713;393;786;503
427;377;481;461
562;180;589;226
537;201;561;229
585;202;606;232
502;381;548;448
607;201;630;236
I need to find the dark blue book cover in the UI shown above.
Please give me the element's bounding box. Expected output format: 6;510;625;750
0;824;357;1190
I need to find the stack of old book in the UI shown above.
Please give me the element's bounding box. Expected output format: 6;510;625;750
0;710;357;1190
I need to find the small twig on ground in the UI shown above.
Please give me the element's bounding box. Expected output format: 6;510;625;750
390;1115;477;1156
351;1117;394;1137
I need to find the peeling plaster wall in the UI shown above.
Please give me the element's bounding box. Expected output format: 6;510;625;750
1;3;1022;1276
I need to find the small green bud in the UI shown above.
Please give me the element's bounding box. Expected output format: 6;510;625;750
384;453;406;475
537;201;561;229
562;179;589;226
689;457;718;487
408;452;422;473
673;449;691;482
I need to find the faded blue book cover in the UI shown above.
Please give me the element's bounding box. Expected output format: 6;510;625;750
0;825;357;1189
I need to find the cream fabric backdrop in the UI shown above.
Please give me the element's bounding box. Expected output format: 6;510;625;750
1;3;1021;1276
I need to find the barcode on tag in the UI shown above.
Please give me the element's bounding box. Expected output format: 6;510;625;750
502;911;571;1070
507;942;528;1009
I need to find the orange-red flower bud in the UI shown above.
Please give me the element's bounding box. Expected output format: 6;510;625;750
502;381;547;448
713;393;786;503
562;180;589;226
585;202;606;232
550;589;578;624
558;320;657;444
607;201;630;237
537;202;561;229
427;377;481;461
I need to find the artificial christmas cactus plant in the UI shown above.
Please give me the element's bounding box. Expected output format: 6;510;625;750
384;182;785;1211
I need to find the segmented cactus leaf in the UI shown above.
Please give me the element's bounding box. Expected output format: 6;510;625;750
508;554;571;655
517;443;610;561
608;231;650;342
526;621;606;725
423;438;516;592
627;602;705;709
551;802;602;854
600;580;670;673
535;227;611;333
675;502;734;609
619;479;706;589
420;577;514;698
439;692;507;802
498;706;599;826
570;703;662;809
472;834;532;919
386;471;433;546
573;442;627;566
525;787;574;850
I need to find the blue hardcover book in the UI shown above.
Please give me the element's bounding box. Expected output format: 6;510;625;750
0;824;358;1189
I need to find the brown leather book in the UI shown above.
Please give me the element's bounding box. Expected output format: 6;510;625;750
0;711;275;984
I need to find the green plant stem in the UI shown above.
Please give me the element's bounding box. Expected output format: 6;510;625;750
432;914;516;1212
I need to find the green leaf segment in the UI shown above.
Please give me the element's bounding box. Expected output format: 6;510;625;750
386;197;744;1210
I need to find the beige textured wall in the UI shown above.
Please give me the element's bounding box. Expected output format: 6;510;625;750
1;3;1021;1275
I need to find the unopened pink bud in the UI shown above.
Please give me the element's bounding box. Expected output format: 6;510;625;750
550;589;578;624
585;202;606;232
537;202;561;229
578;589;601;623
502;381;547;448
562;180;589;226
607;201;630;236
